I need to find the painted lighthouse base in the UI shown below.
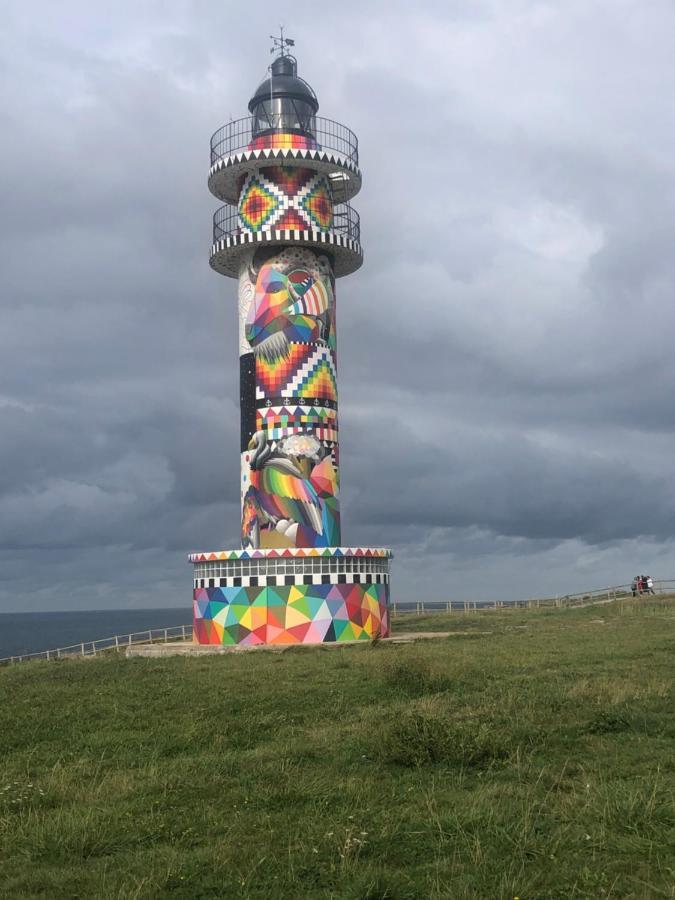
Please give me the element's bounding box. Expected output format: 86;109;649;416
190;547;391;646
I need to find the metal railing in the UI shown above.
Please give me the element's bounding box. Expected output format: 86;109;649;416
3;582;672;666
210;116;359;166
390;580;675;617
213;202;361;245
0;625;193;667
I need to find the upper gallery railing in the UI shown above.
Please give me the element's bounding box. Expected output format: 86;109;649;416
210;116;359;166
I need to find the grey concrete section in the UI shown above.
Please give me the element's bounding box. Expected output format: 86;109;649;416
125;632;454;658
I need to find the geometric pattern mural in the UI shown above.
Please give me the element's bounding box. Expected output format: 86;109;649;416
254;344;338;403
249;133;318;152
238;167;333;235
193;581;390;645
255;403;338;443
238;176;279;231
262;166;309;198
280;344;338;402
298;177;333;230
239;246;341;550
190;547;392;562
255;344;315;396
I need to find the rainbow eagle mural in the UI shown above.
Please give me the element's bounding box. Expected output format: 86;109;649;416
238;246;340;549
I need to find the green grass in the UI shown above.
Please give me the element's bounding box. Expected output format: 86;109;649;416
0;598;673;899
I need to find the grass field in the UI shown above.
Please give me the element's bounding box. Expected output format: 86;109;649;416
0;598;673;899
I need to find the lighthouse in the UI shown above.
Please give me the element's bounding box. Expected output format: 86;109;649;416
190;35;392;645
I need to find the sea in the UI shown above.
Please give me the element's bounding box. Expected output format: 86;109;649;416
0;608;192;660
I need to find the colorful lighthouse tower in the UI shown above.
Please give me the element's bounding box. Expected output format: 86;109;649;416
190;36;392;645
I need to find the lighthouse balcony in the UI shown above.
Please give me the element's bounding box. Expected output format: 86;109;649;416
210;202;363;278
208;115;362;205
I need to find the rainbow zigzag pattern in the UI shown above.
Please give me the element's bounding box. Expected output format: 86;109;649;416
281;346;337;401
193;582;389;645
256;344;312;395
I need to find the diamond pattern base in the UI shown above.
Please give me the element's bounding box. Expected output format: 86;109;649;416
193;581;390;645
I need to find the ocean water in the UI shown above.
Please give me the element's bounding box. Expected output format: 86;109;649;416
0;608;192;659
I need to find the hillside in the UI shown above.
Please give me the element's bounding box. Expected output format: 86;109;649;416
1;599;673;898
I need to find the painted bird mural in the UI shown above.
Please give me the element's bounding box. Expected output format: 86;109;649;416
245;249;334;362
242;431;339;549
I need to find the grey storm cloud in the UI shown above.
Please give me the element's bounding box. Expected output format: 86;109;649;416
3;0;675;610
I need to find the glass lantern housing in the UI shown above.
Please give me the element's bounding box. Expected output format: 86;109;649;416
248;55;319;139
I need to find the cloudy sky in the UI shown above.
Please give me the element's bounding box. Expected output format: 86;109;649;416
2;0;675;612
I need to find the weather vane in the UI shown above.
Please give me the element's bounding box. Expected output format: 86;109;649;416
270;25;295;57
